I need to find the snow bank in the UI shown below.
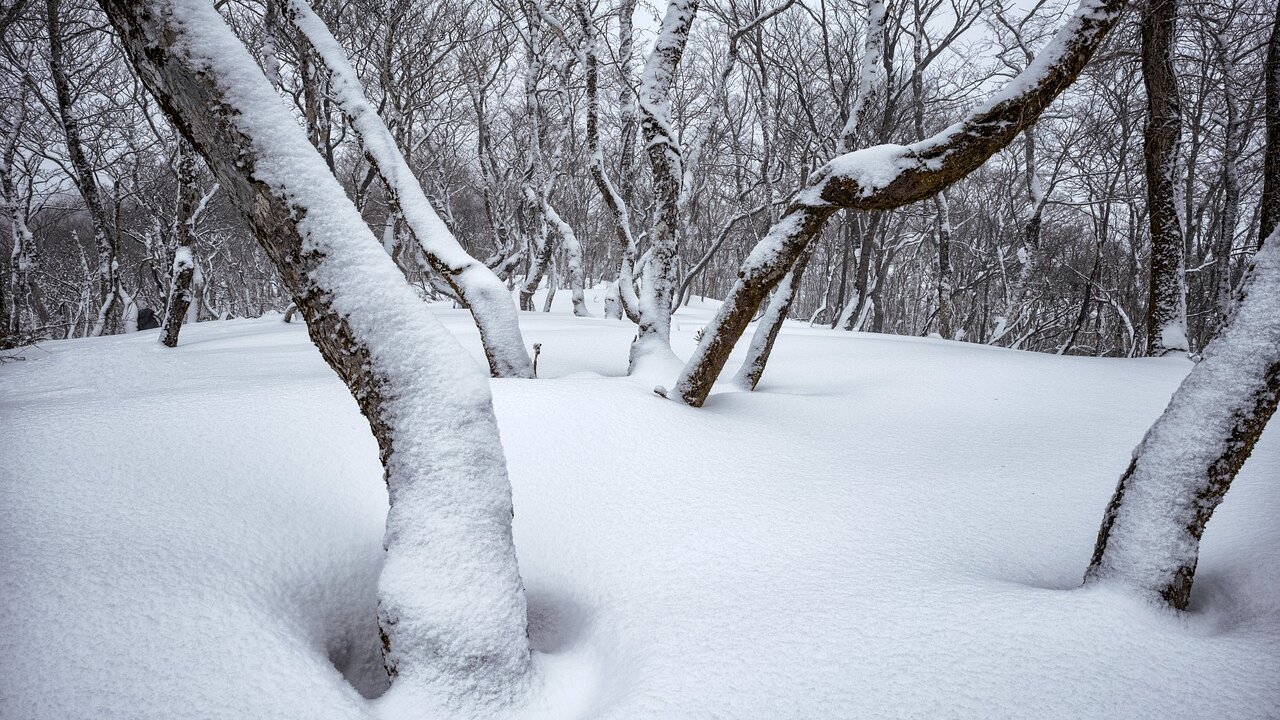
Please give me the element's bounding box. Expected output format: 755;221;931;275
2;295;1277;718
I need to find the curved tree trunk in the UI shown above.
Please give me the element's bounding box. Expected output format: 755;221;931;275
99;0;535;709
671;0;1130;406
543;201;590;316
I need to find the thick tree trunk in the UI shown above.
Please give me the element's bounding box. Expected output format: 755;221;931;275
630;0;699;373
1085;227;1280;609
1141;0;1188;356
671;0;1129;406
99;0;534;708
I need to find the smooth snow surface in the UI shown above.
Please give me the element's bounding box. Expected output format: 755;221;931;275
2;289;1278;719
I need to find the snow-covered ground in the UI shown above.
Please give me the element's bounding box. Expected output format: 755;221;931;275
2;288;1277;719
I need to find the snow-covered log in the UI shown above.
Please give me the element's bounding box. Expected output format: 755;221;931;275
670;0;1130;407
284;0;535;379
1141;0;1188;356
97;0;535;708
1085;227;1280;609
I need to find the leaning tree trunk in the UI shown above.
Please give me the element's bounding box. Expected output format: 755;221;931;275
732;243;813;390
98;0;535;710
47;0;121;337
161;143;199;348
1141;0;1188;356
1085;227;1280;609
542;201;590;316
670;0;1130;407
1086;0;1280;608
285;0;534;378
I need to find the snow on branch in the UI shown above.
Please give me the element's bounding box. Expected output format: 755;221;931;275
284;0;534;378
671;0;1131;407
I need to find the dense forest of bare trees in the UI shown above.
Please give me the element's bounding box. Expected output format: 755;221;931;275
2;0;1278;706
2;0;1275;362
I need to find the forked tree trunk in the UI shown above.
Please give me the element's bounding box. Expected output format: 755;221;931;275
99;0;534;709
670;0;1129;407
1141;0;1188;356
732;244;813;390
1085;227;1280;609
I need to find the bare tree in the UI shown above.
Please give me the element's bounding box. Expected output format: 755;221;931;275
670;0;1131;406
630;0;699;373
1085;0;1280;610
159;142;201;347
1141;0;1188;356
98;0;535;708
46;0;121;336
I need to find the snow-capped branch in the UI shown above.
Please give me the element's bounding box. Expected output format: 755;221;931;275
284;0;534;379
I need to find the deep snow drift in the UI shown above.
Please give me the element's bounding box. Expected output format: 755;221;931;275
2;289;1277;719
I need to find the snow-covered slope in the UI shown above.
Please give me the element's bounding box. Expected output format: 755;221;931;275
2;289;1277;719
